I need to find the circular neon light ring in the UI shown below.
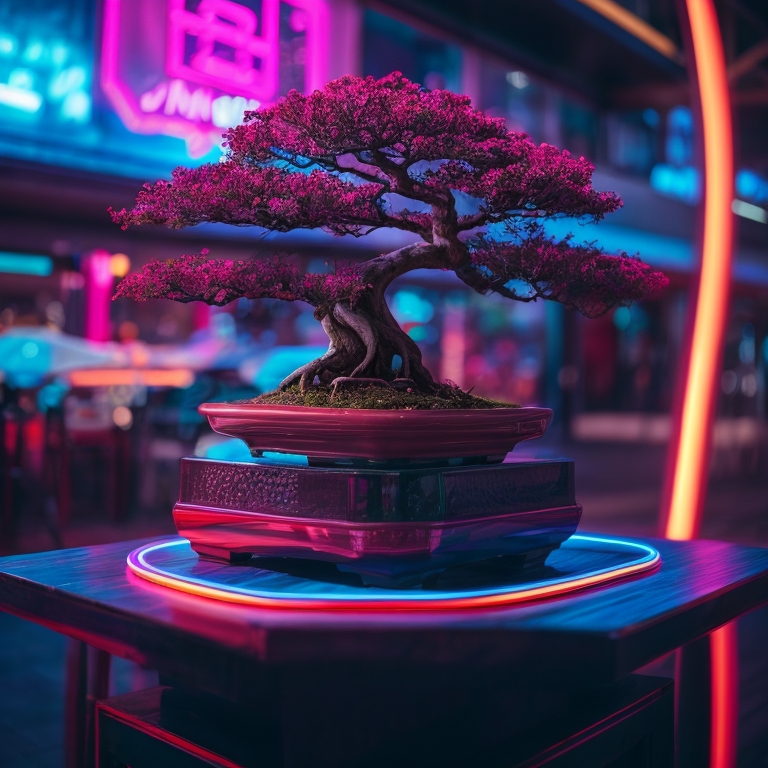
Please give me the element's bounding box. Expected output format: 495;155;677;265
127;534;660;611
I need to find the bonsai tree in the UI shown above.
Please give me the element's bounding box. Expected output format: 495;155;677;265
113;72;667;400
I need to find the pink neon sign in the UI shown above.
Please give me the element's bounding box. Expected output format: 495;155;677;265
84;250;114;342
101;0;328;157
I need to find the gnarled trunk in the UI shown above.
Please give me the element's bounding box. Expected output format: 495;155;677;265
278;241;468;394
279;293;437;393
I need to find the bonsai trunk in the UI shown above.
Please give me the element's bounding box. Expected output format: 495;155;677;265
279;292;437;393
278;240;465;394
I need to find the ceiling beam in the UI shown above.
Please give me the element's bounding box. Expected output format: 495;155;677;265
569;0;681;61
611;81;768;110
727;38;768;82
611;82;689;109
723;0;768;38
732;87;768;106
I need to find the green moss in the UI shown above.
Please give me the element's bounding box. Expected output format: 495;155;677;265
249;384;515;410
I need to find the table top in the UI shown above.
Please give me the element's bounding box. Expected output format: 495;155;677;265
0;535;767;696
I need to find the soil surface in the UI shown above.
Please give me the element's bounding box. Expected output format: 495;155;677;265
250;384;514;410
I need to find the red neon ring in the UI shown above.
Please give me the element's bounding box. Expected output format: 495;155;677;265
127;534;661;611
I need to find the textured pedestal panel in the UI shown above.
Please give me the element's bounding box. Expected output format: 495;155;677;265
173;457;582;586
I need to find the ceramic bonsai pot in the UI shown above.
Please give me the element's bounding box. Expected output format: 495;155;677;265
198;402;553;464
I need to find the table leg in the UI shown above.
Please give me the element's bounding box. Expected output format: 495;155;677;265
675;634;711;768
64;639;111;768
64;640;87;768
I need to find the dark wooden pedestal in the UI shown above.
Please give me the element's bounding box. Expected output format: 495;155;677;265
97;673;673;768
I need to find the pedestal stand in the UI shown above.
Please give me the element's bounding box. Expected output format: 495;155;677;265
173;456;582;586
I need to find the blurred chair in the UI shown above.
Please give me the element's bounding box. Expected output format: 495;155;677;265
46;390;131;526
1;386;46;546
0;387;23;546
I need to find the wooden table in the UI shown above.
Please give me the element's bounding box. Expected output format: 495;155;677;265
0;535;767;766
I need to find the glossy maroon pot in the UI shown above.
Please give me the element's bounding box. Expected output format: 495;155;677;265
199;403;552;463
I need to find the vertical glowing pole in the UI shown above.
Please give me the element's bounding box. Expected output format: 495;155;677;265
665;1;733;541
84;250;114;342
666;3;737;767
440;296;466;387
710;621;738;768
193;302;212;332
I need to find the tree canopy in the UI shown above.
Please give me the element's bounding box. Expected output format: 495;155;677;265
113;72;667;391
113;72;622;239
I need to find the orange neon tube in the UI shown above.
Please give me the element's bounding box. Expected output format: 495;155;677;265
665;0;733;542
68;368;195;388
665;3;738;767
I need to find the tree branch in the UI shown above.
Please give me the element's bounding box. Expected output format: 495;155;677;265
359;242;451;291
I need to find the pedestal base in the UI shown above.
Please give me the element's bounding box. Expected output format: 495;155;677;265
174;456;582;586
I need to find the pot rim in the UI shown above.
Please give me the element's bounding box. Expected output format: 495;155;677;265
199;402;550;418
198;402;553;463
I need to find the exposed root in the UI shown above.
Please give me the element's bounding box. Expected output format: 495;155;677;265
299;358;331;392
275;294;439;396
333;302;377;378
391;378;418;390
278;315;337;390
329;376;392;401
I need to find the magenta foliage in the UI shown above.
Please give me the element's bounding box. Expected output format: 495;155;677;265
113;250;372;309
434;143;621;224
111;165;384;237
111;72;620;239
301;265;373;308
467;228;668;318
